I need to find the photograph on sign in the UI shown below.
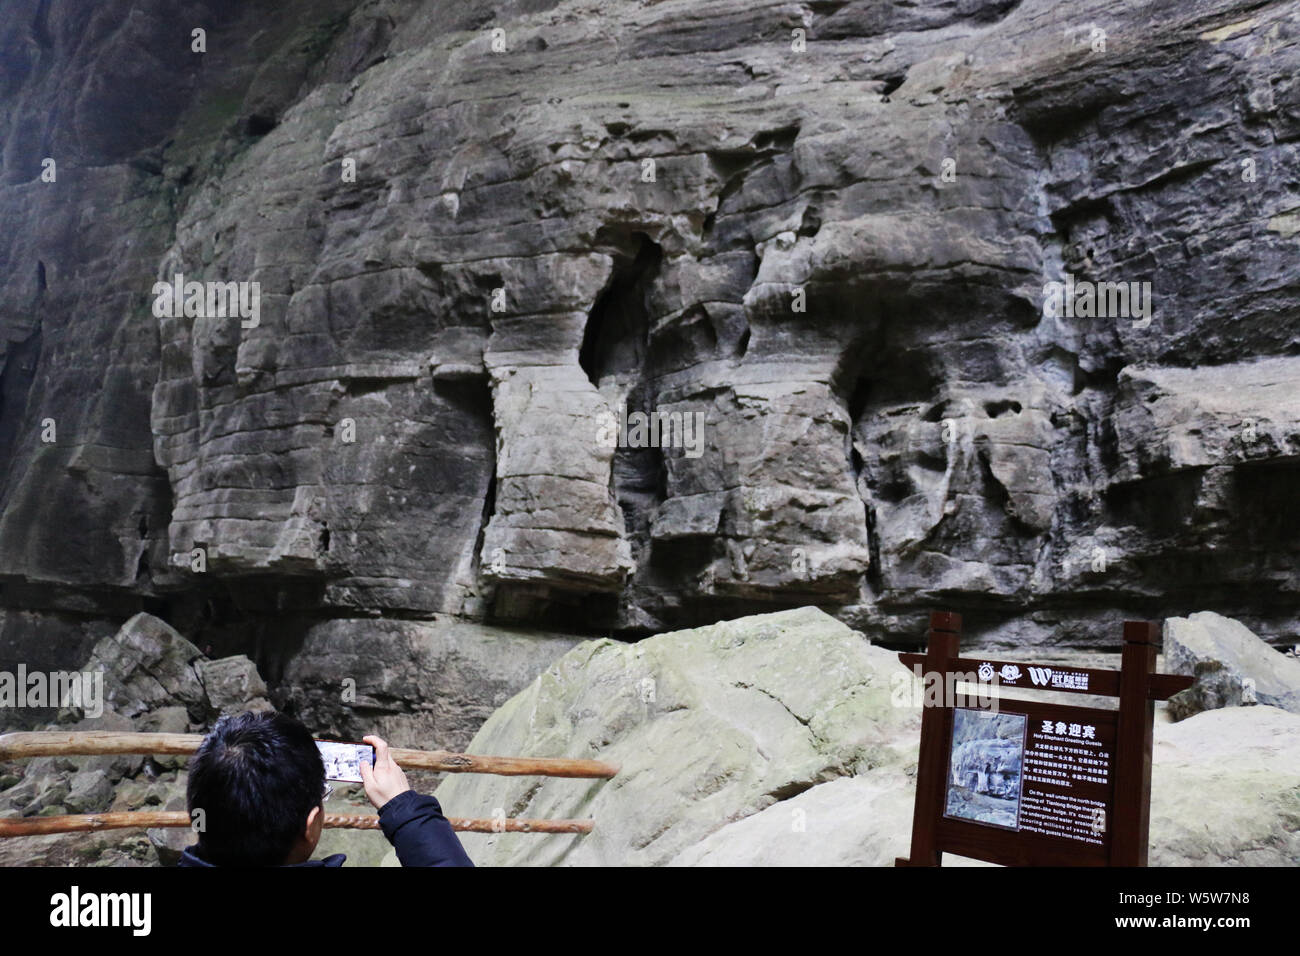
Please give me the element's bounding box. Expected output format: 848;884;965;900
943;708;1026;831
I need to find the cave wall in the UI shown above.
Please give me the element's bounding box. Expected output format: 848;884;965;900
1;0;1298;660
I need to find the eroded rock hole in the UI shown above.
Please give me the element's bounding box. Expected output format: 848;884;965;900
579;232;663;388
876;73;906;99
984;399;1022;417
244;114;277;137
735;326;751;360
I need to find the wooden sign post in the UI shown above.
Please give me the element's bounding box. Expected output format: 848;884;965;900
896;612;1194;867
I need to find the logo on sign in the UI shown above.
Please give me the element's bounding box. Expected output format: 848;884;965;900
978;662;995;682
1029;667;1053;686
999;664;1022;682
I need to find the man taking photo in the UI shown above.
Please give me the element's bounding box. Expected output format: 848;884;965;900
178;711;474;867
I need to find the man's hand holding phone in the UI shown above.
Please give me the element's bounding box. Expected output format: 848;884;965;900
360;735;411;810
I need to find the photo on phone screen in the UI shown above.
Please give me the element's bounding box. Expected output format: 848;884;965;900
315;740;375;783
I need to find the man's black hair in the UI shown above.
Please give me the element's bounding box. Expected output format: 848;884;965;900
186;711;325;866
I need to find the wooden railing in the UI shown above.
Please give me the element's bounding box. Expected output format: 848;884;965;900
0;731;617;838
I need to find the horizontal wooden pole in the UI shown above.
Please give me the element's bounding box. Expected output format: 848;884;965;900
0;812;593;837
0;732;206;757
0;732;619;779
387;747;617;778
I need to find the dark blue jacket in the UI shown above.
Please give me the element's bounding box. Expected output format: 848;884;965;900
178;790;475;867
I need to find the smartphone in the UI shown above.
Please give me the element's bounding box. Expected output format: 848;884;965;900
315;739;376;783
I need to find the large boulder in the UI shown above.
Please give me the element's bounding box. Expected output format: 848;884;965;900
84;613;207;720
431;607;920;866
1164;612;1300;719
1149;706;1300;866
81;613;278;724
197;655;273;717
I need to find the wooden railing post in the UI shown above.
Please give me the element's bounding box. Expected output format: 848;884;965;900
896;610;962;867
1110;620;1158;866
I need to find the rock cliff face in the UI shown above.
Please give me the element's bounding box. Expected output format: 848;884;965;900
2;0;1299;684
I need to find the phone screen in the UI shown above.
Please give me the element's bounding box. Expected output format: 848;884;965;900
315;740;375;783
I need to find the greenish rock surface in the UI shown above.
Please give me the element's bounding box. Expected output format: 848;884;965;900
433;607;921;866
1149;705;1300;866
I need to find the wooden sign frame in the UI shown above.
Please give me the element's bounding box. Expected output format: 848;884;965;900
895;611;1194;867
